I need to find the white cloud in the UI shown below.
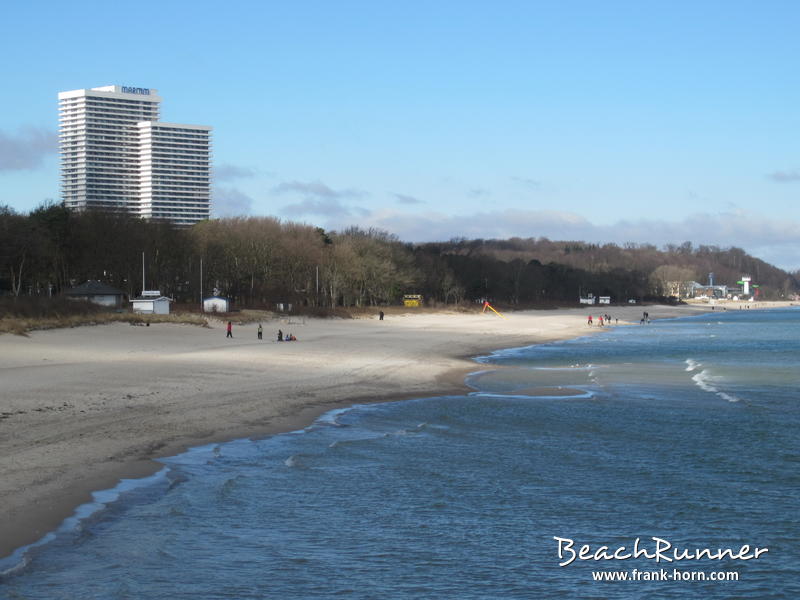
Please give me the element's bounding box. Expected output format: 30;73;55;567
281;197;356;218
510;176;542;189
767;169;800;183
272;180;365;199
0;127;58;172
214;164;257;181
272;179;367;218
213;186;254;216
391;192;423;205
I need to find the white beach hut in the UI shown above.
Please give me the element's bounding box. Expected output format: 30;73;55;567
131;290;172;314
203;296;230;313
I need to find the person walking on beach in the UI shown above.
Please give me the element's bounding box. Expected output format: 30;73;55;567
277;329;283;342
379;310;384;321
226;321;233;338
257;323;263;340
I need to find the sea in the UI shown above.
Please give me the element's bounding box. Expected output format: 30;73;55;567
1;307;799;599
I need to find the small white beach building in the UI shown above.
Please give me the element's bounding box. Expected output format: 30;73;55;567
131;290;171;314
203;296;230;313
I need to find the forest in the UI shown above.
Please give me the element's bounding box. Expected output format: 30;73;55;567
1;203;798;309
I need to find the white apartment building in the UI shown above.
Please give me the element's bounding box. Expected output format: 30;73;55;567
58;85;211;226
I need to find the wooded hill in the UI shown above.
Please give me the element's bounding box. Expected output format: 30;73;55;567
2;203;797;308
417;238;799;304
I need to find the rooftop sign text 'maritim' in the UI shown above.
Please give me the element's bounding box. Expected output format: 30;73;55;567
121;86;151;95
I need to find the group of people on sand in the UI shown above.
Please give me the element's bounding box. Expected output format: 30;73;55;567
587;314;617;327
276;329;297;342
225;322;297;342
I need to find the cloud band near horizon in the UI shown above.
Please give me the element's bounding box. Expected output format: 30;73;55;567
323;208;800;272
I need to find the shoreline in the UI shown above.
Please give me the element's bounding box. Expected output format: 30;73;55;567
1;302;791;564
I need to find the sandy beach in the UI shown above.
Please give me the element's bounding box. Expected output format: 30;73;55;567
0;301;773;561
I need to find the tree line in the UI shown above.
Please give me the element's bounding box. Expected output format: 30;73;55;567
1;203;797;309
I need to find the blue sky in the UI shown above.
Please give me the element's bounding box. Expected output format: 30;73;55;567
2;1;800;270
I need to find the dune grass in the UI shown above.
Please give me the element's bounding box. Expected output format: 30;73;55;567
0;297;209;336
0;297;490;335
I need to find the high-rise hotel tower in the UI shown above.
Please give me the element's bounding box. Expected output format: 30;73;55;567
58;85;211;226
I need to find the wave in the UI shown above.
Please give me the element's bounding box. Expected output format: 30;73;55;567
328;422;430;451
284;454;304;468
525;365;595;371
315;405;362;428
470;390;594;400
0;467;170;577
386;423;427;437
691;368;741;403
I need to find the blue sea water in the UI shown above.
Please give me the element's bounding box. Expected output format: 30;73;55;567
2;308;799;599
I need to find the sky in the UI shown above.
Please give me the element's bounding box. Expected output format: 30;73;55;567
1;1;799;271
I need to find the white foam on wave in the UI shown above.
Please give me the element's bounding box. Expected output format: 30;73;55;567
389;422;427;437
284;454;303;468
717;391;740;403
464;369;495;390
467;369;495;377
691;369;741;403
470;391;594;401
528;365;594;371
685;358;700;372
315;405;360;427
329;422;429;451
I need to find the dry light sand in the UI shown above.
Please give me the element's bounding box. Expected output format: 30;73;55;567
0;302;769;561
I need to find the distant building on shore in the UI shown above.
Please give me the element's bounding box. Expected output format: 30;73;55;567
64;280;125;308
58;85;211;226
403;294;423;307
203;296;230;313
131;290;172;314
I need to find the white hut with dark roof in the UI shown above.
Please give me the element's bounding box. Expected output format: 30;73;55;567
64;280;125;308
